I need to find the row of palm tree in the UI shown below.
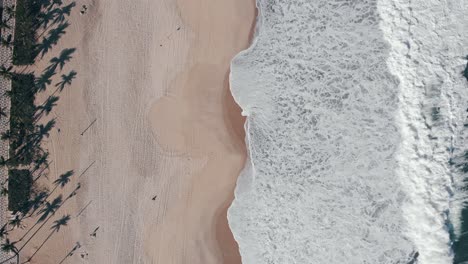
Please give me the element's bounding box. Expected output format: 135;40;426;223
0;1;79;263
0;47;77;165
24;214;70;262
0;65;13;79
0;174;79;263
0;4;19;263
0;35;13;49
1;213;70;264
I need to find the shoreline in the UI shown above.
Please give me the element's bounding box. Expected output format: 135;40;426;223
221;4;259;262
147;0;256;262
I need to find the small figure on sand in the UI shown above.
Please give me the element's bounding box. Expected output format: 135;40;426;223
177;26;181;31
80;252;89;259
80;5;88;15
90;226;99;237
68;183;81;198
68;242;81;256
74;242;81;250
152;195;157;201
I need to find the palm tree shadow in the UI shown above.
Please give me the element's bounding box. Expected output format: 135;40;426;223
0;238;19;264
57;241;80;264
15;194;62;246
24;214;71;263
45;48;76;73
36;21;70;59
0;1;80;262
13;180;80;259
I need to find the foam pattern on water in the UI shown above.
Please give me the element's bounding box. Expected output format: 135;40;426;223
378;0;468;263
228;0;468;263
230;0;414;263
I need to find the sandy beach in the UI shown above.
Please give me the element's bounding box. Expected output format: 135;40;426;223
6;0;255;263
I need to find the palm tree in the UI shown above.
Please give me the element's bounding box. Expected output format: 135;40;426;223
0;186;7;196
1;130;11;140
0;19;10;31
0;224;8;239
0;106;7;119
9;215;22;230
0;65;13;79
0;34;13;48
55;70;77;92
37;195;62;222
1;239;17;253
4;5;15;21
46;48;76;72
0;156;8;167
1;238;19;264
3;89;13;98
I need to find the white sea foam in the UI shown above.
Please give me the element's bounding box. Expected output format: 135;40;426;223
228;0;468;263
378;0;468;263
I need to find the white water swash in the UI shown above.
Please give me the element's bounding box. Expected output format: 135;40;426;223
227;0;468;263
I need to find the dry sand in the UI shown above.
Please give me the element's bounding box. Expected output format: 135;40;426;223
8;0;255;263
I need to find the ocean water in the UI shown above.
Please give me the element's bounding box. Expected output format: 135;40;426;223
228;0;468;263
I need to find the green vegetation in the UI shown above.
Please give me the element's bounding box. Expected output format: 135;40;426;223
8;169;32;213
0;1;80;263
13;0;42;65
8;74;36;165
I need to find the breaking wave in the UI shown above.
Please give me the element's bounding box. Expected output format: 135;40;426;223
228;0;468;263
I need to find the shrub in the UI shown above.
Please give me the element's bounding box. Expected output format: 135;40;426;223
8;169;32;213
9;74;36;165
12;0;41;65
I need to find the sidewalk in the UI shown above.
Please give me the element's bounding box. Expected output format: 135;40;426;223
0;0;17;262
